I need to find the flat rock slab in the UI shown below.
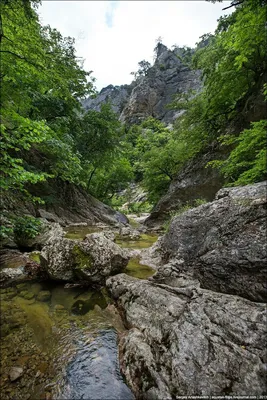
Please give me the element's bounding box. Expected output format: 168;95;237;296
107;274;267;398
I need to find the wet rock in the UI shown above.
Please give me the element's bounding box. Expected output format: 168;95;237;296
9;366;24;382
36;209;62;223
119;227;140;240
97;231;116;242
107;274;267;398
37;291;51;302
40;225;76;281
74;233;129;284
153;181;267;302
19;290;35;300
54;304;65;312
41;228;129;284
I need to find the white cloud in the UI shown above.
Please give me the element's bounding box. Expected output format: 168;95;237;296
38;1;232;91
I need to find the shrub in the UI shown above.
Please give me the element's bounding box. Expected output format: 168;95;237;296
13;216;42;247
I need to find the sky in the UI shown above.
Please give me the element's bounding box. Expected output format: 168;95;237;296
38;1;232;91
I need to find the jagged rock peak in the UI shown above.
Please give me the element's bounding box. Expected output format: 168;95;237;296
82;43;202;125
154;42;168;57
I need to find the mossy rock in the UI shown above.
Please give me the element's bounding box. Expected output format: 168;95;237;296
37;291;51;302
54;304;66;312
16;283;28;292
0;289;17;300
72;245;94;280
29;251;41;264
30;283;42;296
19;291;35;300
73;245;93;269
0;324;11;337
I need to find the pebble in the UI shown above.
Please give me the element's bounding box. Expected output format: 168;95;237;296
9;366;23;382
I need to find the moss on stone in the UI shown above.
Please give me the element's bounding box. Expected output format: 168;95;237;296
19;291;35;300
72;245;93;270
29;251;41;263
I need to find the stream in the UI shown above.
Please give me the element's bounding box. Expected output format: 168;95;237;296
0;225;158;400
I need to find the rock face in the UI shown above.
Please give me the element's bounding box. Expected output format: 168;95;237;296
82;84;134;115
145;146;226;228
1;179;128;227
107;274;267;398
107;181;267;398
154;181;267;302
83;44;201;125
40;226;129;284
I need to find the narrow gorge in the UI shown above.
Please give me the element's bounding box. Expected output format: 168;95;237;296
0;0;266;399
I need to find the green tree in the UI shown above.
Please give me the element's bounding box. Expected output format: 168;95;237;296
0;0;94;198
168;0;267;188
130;59;152;80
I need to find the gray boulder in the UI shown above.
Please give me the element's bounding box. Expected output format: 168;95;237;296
0;267;28;288
40;227;129;284
154;181;267;302
107;274;267;398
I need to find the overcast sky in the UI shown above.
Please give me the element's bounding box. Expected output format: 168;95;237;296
38;1;232;91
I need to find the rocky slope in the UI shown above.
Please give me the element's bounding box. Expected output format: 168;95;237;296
1;178;128;228
82;43;201;125
107;181;267;398
145;146;226;228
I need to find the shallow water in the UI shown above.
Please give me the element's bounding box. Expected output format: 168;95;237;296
116;233;158;249
0;282;134;400
0;225;158;400
63;225;102;240
125;258;154;279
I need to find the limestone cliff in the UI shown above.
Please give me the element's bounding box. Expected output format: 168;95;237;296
82;43;201;124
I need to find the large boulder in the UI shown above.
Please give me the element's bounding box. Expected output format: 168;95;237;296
107;274;267;398
153;181;267;302
40;227;129;284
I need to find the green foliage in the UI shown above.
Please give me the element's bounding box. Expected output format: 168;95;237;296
0;0;95;199
127;201;152;214
208;120;267;186
168;0;267;189
0;226;13;241
89;157;134;203
1;0;266;226
126;118;191;203
0;112;51;194
131;60;152;80
193;0;266;121
13;216;42;241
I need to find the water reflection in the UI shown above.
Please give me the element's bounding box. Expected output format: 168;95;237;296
58;329;134;400
0;281;134;400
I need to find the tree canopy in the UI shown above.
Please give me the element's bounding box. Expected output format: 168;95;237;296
0;0;266;220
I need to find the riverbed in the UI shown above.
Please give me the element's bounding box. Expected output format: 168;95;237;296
0;226;158;400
